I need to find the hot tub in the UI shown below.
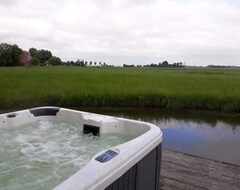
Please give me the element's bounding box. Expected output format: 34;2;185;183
0;107;162;190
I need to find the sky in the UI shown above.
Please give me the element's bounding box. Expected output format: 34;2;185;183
0;0;240;66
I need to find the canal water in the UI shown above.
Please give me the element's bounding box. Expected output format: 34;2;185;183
81;107;240;165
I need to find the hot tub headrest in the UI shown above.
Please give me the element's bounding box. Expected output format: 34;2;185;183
29;107;60;117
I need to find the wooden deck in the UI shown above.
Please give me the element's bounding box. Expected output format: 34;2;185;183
160;149;240;190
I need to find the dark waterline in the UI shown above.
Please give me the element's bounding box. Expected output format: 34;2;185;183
78;107;240;165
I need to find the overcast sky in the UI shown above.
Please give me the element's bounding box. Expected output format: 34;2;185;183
0;0;240;66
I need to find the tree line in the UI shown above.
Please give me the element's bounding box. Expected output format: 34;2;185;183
123;61;184;68
0;43;111;67
1;43;185;68
63;60;113;67
0;43;63;66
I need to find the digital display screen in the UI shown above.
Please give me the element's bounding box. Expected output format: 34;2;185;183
95;150;118;163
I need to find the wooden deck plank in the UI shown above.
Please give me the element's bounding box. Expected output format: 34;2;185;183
160;149;240;190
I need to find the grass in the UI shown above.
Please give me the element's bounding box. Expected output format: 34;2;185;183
0;66;240;112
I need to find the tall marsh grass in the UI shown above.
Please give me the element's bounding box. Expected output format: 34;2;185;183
0;67;239;112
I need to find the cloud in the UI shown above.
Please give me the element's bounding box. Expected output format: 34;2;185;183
0;0;18;7
0;0;240;66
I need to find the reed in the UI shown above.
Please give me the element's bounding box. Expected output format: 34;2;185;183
0;66;239;112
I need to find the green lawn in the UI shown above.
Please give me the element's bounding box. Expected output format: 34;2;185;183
0;66;240;112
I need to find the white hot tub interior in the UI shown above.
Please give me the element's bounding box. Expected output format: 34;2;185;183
0;107;153;190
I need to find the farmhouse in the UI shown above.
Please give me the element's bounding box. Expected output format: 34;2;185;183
20;51;32;65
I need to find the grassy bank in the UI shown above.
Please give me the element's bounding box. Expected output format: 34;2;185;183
0;67;240;112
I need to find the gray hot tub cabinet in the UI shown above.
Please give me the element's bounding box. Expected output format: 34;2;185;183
105;144;161;190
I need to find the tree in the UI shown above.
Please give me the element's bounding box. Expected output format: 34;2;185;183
76;59;81;66
12;44;23;66
29;48;52;63
76;59;85;66
29;48;38;58
30;57;40;65
0;43;23;66
48;56;62;65
38;49;52;63
162;61;169;67
150;63;157;67
0;43;11;66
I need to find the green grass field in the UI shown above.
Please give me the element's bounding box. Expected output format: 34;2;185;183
0;66;240;112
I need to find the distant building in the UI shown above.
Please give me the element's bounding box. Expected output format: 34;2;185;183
20;51;32;65
44;60;49;66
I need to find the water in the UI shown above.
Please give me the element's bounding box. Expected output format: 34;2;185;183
81;107;240;165
0;120;132;190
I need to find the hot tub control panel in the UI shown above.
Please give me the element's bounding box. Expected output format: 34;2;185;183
95;150;118;163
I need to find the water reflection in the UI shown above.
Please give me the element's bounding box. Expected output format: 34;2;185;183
161;120;240;165
80;107;240;165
